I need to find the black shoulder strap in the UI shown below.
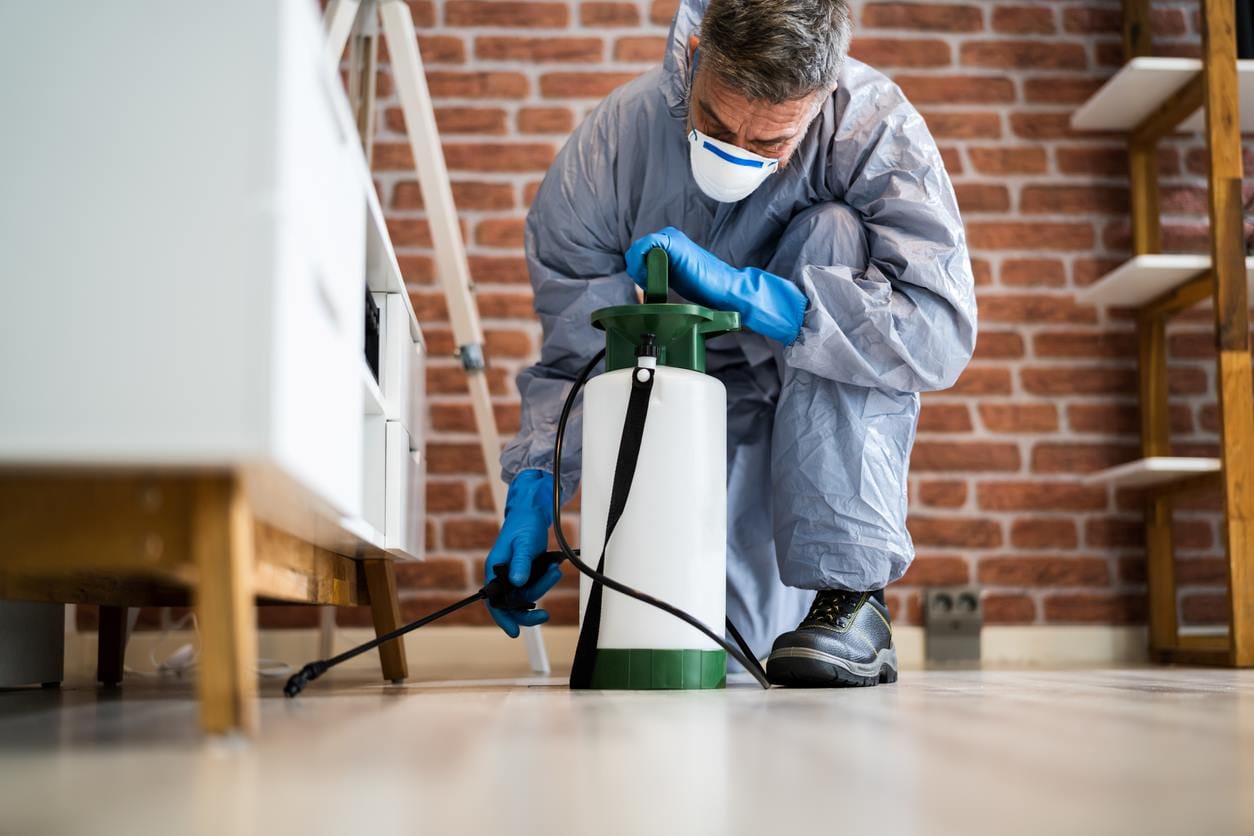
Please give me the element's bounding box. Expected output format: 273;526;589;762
569;366;655;689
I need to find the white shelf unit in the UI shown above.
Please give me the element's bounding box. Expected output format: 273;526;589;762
1077;254;1254;306
0;0;426;563
1072;56;1254;132
1084;456;1222;488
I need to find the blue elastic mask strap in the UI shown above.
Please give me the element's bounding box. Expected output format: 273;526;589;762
701;140;765;168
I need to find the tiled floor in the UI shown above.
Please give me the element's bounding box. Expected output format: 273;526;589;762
1;667;1252;835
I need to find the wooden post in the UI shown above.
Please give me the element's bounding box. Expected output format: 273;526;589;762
192;476;259;734
1200;0;1254;666
1122;0;1153;58
96;605;128;687
1125;0;1174;658
362;558;409;682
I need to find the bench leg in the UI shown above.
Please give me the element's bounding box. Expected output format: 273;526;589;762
96;605;128;687
363;559;408;683
192;476;258;735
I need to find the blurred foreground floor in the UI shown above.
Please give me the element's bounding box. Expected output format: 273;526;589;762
1;667;1252;836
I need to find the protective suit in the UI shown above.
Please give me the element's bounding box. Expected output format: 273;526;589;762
499;0;977;658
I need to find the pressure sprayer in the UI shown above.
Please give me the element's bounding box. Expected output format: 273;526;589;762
285;248;770;696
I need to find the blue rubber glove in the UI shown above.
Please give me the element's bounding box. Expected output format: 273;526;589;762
625;227;808;346
484;469;563;637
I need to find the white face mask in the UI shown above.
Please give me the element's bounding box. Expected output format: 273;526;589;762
687;127;779;203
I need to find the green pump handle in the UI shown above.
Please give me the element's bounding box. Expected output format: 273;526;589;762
643;245;741;338
645;247;669;303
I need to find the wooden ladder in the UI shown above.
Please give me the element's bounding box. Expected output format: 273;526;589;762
1073;0;1254;665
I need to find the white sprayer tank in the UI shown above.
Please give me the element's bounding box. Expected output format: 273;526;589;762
578;363;728;687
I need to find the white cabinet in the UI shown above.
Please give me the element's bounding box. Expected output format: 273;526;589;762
0;0;426;561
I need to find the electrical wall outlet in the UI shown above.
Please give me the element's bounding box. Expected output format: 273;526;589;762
924;587;982;664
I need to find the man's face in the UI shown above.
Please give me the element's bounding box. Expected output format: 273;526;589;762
687;35;823;168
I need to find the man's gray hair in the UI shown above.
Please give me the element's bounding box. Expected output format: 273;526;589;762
699;0;852;103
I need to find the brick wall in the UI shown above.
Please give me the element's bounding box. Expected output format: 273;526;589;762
358;0;1235;632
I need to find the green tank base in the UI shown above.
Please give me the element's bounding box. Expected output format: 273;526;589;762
589;648;727;689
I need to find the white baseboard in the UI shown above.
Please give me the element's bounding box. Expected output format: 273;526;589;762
62;624;1150;682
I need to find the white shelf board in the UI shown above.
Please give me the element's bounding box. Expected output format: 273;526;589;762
1084;456;1220;487
1077;254;1254;307
1072;57;1254;133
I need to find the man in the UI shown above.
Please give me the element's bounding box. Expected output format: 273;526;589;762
482;0;976;687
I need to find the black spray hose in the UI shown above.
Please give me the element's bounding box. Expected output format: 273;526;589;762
550;349;771;689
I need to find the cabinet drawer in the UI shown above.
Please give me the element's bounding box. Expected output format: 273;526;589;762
385;420;425;560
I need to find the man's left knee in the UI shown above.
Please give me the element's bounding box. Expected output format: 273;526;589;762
769;201;868;276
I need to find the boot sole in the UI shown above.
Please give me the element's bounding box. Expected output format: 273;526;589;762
766;646;899;688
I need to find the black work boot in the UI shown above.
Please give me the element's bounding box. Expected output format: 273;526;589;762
766;590;898;687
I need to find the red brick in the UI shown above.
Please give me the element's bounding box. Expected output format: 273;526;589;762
432;106;509;135
850;37;952;67
1021;366;1136;396
580;2;638;25
1084;518;1143;549
979;294;1097;324
962;41;1086;70
426;480;469;512
476;36;602;63
443;518;499;549
1001;258;1065;287
1024;77;1107;104
476;289;535;317
428;442;489;475
948;367;1013;395
1011;518;1078;549
983;593;1036;624
979;555;1109;587
978;481;1106;512
862;2;983;32
1031;443;1140;474
895;75;1015;104
427;365;511;395
415;35;467;64
649;0;677;25
476;218;525;248
1009;112;1086;141
973;332;1025;359
1181;593;1228;625
397;254;434;284
971;257;993;285
1043;593;1145;624
909;516;1003;548
991;6;1055;34
614;36;667;63
901;554;971;585
918;403;973;432
1175;557;1229;585
1168;331;1217;359
387;217;432;247
920;111;1002;139
916;480;968;507
393;180;515;211
427;71;529;99
540;72;640;98
406;0;436;27
445;1;568;27
469;255;530;283
1033;331;1136;358
912;442;1021;472
1021;185;1129;214
967;223;1095;251
978;403;1059;433
955;183;1010;213
518;106;575;134
968;147;1047;174
394;556;470;589
444;142;555;172
1072;257;1127;287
